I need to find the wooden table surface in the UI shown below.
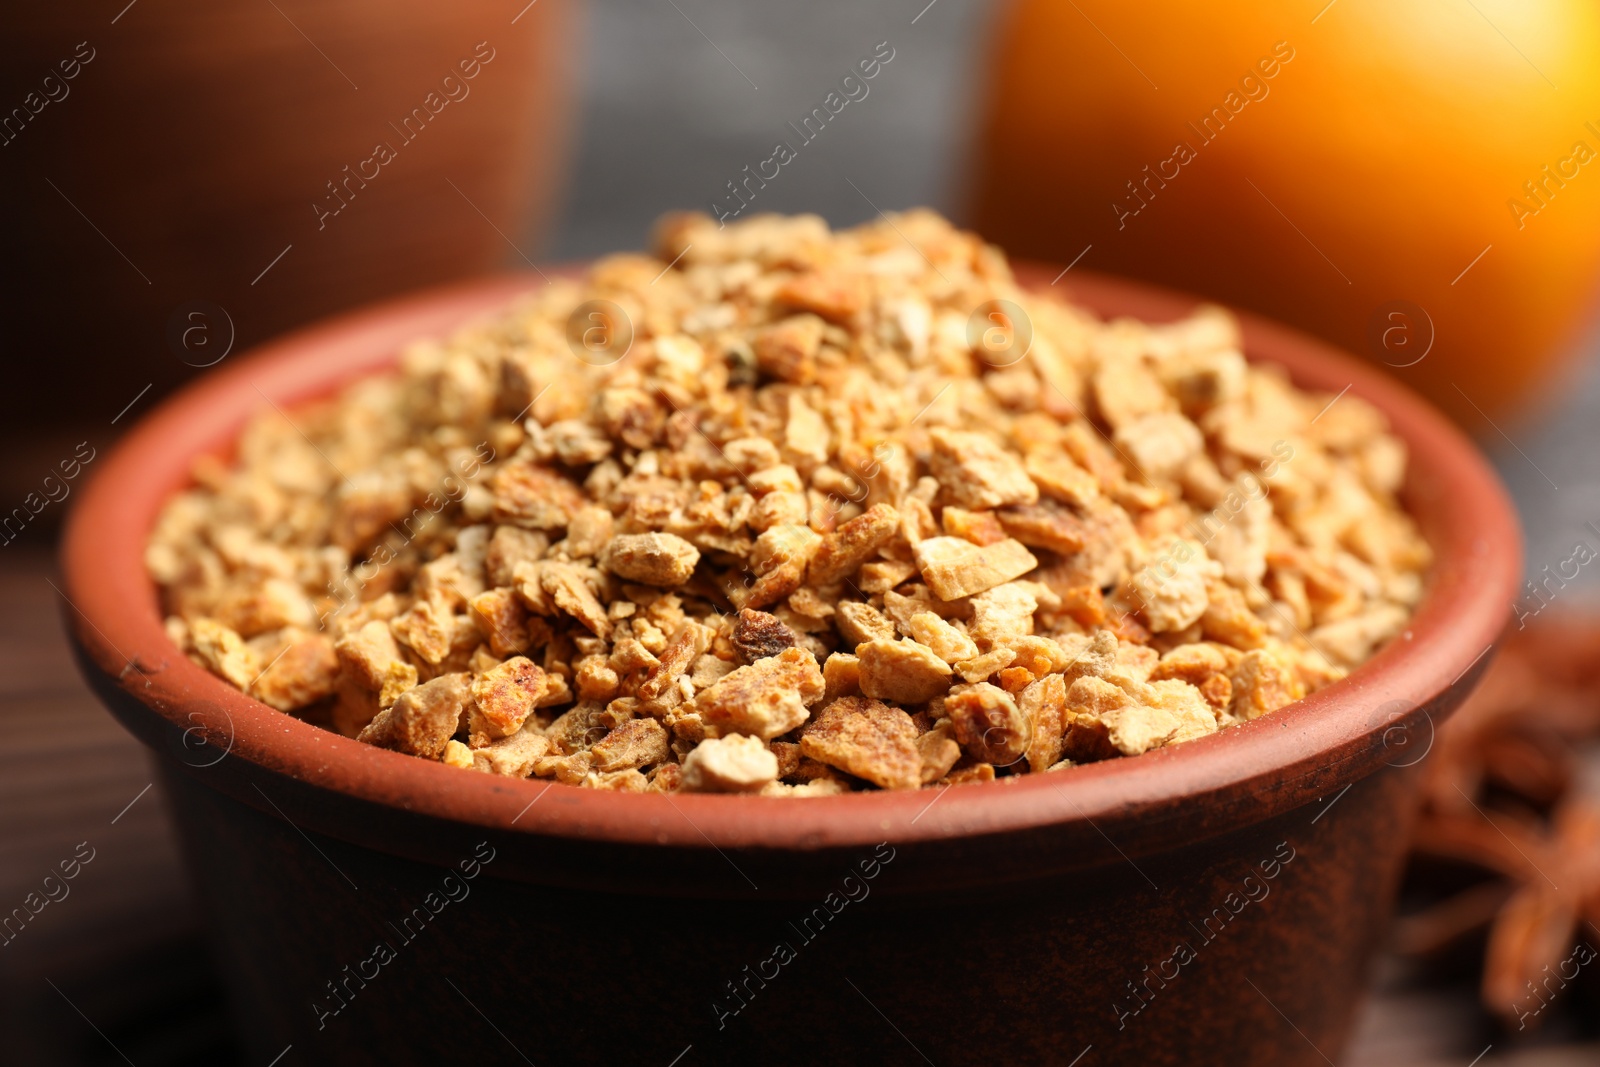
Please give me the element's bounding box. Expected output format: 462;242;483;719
3;544;1594;1066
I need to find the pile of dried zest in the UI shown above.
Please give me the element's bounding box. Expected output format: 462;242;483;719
146;210;1430;796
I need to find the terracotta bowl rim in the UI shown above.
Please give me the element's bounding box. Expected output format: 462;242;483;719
60;262;1521;853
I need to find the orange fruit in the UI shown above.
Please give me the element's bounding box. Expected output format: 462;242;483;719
969;0;1600;425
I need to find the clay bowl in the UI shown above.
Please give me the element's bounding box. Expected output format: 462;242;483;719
62;264;1520;1066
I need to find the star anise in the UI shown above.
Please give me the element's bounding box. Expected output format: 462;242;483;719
1394;612;1600;1030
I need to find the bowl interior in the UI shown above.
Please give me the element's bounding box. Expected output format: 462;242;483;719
60;265;1521;860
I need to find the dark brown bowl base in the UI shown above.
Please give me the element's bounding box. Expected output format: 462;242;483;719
154;740;1430;1066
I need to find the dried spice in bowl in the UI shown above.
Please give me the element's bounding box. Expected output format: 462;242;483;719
146;211;1430;793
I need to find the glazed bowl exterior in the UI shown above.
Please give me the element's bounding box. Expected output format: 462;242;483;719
62;265;1521;1066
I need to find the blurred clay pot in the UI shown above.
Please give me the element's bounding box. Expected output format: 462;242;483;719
63;266;1520;1066
0;0;573;438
